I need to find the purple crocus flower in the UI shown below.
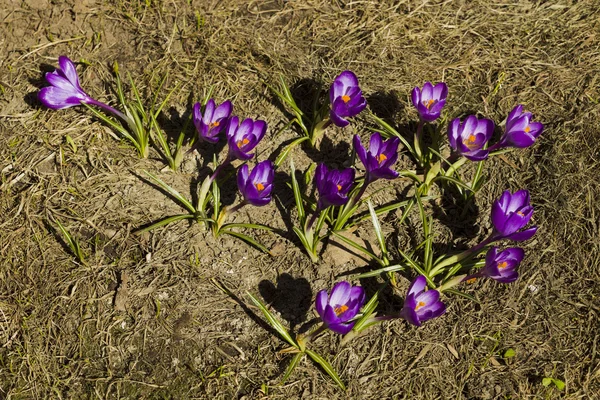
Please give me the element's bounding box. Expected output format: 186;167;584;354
315;281;366;335
480;247;525;283
491;189;538;241
226;116;267;161
329;70;367;127
411;82;448;122
448;115;495;161
315;163;355;209
353;133;400;182
193;99;233;143
237;160;274;207
496;105;544;149
400;276;446;327
38;56;95;110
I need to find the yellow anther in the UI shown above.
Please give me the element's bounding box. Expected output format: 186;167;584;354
423;99;435;110
414;301;426;311
376;153;388;164
210;121;220;129
466;278;477;284
463;134;478;149
255;183;265;191
524;125;531;133
337;184;342;191
498;261;508;270
334;304;349;316
237;138;250;148
517;211;525;217
342;95;351;103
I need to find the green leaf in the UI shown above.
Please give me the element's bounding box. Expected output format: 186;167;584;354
367;201;387;258
135;214;195;234
352;286;383;332
433;175;475;193
445;289;481;304
275;136;309;167
330;231;383;265
143;170;197;214
280;352;304;385
221;223;272;231
221;230;270;254
246;292;298;348
355;264;405;279
290;159;305;222
503;348;516;358
305;349;346;390
542;377;552;387
55;219;85;263
553;379;565;390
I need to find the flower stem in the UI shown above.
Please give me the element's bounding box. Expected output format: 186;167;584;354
88;99;129;123
430;235;494;276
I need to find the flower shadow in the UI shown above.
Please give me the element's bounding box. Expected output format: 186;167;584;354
258;273;313;334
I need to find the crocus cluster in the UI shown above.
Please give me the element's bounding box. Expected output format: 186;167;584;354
447;106;544;161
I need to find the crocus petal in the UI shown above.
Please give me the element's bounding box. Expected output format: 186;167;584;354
408;275;427;297
432;82;448;99
464;149;489;161
415;289;440;312
336;70;360;89
353;135;368;166
402;307;422;327
423;301;446;320
411;87;421;109
214;100;233;120
421;82;433;100
527;122;544;138
38;87;86;109
315;290;328;318
237;164;249;190
505;226;538;241
448;118;461;150
507;105;523;123
507;131;536;148
58;56;82;89
328;322;355;335
203;99;216;121
330;107;350;127
329;281;352;306
462;115;478;136
368;132;383;156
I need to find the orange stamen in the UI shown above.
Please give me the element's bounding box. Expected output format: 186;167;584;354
524;125;531;133
210;121;220;129
336;184;342;191
463;134;478;149
423;99;435;110
466;278;477;284
517;211;525;217
237;138;250;148
498;261;508;270
334;304;349;316
376;153;388;164
414;301;426;311
341;95;351;103
255;183;265;191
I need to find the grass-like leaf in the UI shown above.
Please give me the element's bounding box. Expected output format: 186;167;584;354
143;170;196;214
355;264;405;279
330;231;383;265
135;214;195;234
305;349;346;390
246;292;298;348
280;352;304;385
221;230;270;254
275;136;309;167
367;201;387;260
445;288;481;304
55;219;85;264
222;223;272;231
290;159;305;222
